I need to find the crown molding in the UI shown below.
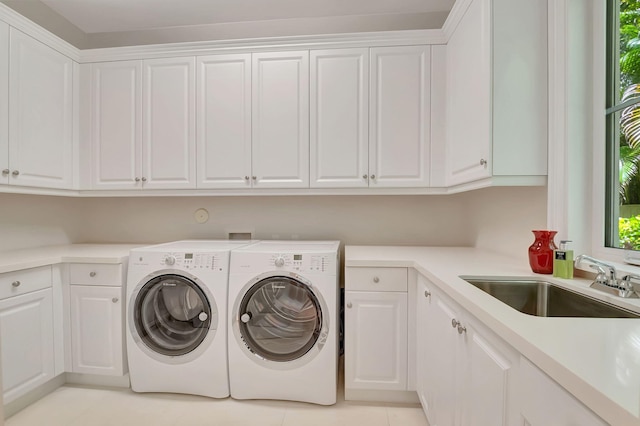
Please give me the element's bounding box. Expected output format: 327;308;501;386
79;29;446;63
0;3;80;61
442;0;474;41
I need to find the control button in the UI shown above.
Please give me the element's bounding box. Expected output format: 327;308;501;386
165;255;176;266
274;256;285;267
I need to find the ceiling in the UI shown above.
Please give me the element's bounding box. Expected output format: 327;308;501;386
38;0;455;34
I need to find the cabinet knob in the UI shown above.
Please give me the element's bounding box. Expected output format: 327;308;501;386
135;177;141;182
480;158;488;166
424;290;431;298
112;297;118;303
89;271;97;277
252;176;257;180
11;170;19;176
451;318;460;329
1;169;8;176
363;174;368;179
370;174;376;180
457;324;467;334
11;281;20;287
244;176;250;180
373;276;380;283
141;177;147;182
347;302;353;308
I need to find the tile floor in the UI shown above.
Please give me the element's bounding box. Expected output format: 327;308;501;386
6;384;429;426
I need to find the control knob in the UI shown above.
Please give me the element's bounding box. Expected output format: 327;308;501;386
274;256;285;267
165;255;176;266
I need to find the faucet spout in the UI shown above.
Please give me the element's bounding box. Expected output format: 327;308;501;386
574;254;617;285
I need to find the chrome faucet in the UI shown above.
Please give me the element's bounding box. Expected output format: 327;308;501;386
574;255;638;298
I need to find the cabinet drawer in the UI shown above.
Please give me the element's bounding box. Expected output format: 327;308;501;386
0;266;51;300
69;264;123;286
346;267;407;292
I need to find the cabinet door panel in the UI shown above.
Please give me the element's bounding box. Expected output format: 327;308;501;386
0;22;7;185
252;51;309;188
143;57;196;189
9;29;73;189
70;286;124;375
370;46;430;188
446;0;492;185
91;61;142;189
310;48;368;188
0;289;54;403
197;54;251;188
462;328;514;426
345;291;407;391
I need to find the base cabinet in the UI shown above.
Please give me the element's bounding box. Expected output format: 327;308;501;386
0;265;56;405
68;263;126;376
69;285;124;375
416;275;519;425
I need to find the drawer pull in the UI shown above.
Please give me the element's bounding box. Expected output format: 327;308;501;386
424;290;431;298
11;281;20;287
112;297;119;303
347;302;353;308
457;324;467;335
373;276;380;283
452;319;461;329
89;272;97;277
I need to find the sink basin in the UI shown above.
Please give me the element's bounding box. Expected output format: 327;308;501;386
462;277;640;318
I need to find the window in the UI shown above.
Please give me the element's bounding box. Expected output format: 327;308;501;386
605;0;640;251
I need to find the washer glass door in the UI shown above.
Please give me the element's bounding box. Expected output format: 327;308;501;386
134;274;212;357
239;276;322;362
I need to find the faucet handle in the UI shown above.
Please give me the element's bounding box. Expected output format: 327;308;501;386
620;274;640;293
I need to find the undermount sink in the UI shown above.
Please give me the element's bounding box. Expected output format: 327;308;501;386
462;277;640;318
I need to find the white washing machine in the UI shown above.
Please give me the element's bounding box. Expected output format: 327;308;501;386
228;240;340;405
126;240;253;398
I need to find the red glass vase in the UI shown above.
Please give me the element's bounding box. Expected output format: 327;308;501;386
528;230;557;274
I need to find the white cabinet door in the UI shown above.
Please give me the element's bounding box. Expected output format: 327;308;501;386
461;321;518;426
345;291;407;391
143;57;196;189
197;54;252;189
90;61;142;190
370;46;430;188
0;21;7;185
9;28;73;189
310;48;368;188
70;285;124;376
0;288;55;404
519;357;607;426
446;0;492;186
252;51;309;188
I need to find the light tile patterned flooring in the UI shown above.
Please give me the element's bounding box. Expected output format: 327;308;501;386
6;384;429;426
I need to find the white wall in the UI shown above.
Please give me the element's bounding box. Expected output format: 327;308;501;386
0;193;84;251
0;187;548;259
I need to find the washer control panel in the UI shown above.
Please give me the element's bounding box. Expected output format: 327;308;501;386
158;252;224;271
269;253;333;273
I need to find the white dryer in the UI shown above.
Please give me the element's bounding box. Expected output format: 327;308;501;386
228;240;340;405
126;240;252;398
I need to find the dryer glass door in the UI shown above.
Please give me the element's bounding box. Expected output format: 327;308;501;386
134;274;212;357
239;276;322;362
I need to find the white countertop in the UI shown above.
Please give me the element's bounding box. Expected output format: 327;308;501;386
0;244;144;273
345;245;640;426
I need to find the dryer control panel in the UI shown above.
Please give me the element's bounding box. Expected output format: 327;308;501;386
269;253;335;274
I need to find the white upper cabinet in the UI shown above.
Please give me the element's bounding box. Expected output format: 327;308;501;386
143;57;196;189
90;61;142;190
90;57;196;189
310;48;369;188
370;46;430;188
8;28;73;189
0;21;8;186
252;51;309;188
445;0;547;186
197;54;252;189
